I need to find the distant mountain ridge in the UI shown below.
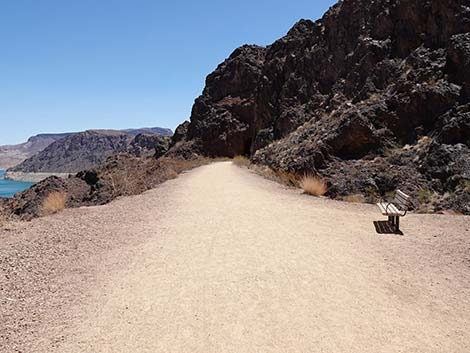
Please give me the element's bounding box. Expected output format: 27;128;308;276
0;133;73;170
2;127;172;173
121;127;172;136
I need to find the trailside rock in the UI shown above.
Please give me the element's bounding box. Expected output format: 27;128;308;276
185;45;266;157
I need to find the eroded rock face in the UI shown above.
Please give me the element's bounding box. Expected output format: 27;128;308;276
184;45;267;157
169;0;470;213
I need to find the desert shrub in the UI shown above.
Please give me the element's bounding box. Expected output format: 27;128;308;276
232;158;300;187
103;156;211;198
300;175;327;196
109;171;131;196
166;168;179;179
233;156;251;168
343;194;366;203
461;180;470;192
276;171;300;187
258;166;278;182
248;164;278;182
363;186;381;203
42;192;66;215
0;211;6;228
418;188;433;204
366;93;382;103
248;165;301;188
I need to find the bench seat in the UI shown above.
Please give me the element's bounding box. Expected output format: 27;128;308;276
376;190;411;232
376;202;404;216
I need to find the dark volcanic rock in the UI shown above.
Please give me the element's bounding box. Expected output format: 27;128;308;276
435;104;470;145
77;170;99;186
127;133;171;158
447;32;470;99
171;121;190;145
185;45;266;157
168;0;470;214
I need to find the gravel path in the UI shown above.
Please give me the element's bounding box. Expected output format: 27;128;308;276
1;161;470;352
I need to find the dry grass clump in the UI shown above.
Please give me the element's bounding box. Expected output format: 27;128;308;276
300;175;327;197
343;194;366;203
248;164;301;188
42;192;66;215
166;168;179;179
105;156;211;197
248;164;278;181
0;207;15;229
0;211;6;229
248;165;304;188
276;171;300;187
232;156;251;168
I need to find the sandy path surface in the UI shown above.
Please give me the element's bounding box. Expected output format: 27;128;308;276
1;161;470;352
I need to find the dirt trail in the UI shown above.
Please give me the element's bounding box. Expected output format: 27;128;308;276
2;162;470;352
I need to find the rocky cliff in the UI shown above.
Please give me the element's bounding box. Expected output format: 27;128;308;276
9;128;172;174
170;0;470;214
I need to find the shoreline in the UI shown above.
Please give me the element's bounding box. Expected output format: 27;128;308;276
4;171;71;183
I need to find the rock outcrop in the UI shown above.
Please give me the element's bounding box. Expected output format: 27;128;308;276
169;0;470;214
186;45;266;157
126;134;171;158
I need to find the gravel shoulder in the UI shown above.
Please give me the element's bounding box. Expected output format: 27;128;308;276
1;161;469;352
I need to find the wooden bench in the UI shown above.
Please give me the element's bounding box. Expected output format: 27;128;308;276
376;190;411;232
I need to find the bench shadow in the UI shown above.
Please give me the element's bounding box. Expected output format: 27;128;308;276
373;221;403;235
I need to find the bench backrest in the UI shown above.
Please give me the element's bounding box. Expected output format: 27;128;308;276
393;190;412;211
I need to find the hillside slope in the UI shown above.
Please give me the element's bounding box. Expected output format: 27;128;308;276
0;133;72;169
9;128;172;174
169;0;470;214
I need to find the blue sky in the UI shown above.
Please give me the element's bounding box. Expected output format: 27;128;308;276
0;0;336;145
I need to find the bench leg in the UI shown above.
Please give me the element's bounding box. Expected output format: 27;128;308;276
388;216;394;225
395;216;400;232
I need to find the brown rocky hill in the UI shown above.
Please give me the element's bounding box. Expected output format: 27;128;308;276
0;133;72;169
169;0;470;214
9;129;172;174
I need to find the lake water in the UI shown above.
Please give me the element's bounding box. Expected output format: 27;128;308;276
0;170;34;198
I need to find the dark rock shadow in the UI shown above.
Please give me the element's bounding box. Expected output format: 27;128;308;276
373;221;403;235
